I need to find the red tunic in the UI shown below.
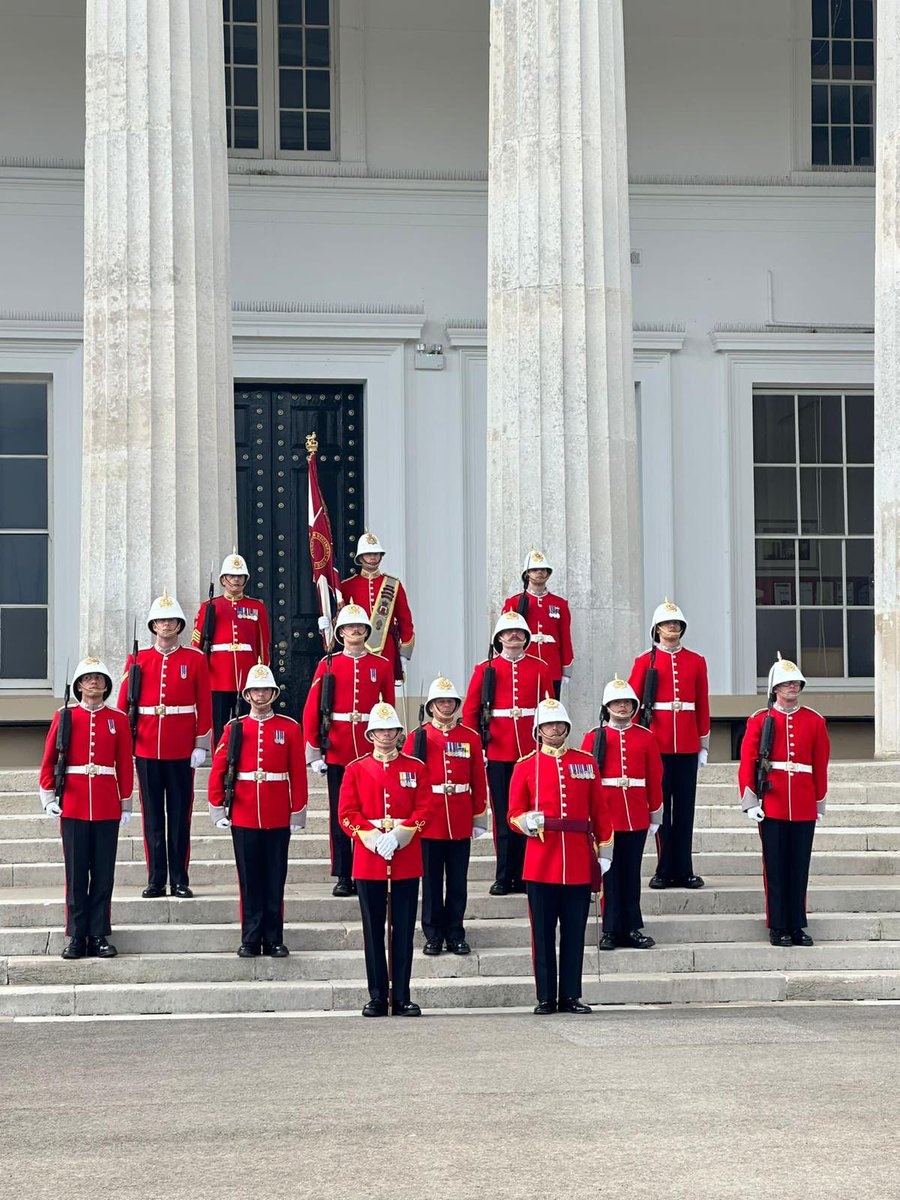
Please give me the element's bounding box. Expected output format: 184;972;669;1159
301;652;396;766
508;747;612;886
738;705;829;822
208;714;307;829
39;704;134;822
401;720;488;840
580;723;664;832
116;645;212;760
462;654;555;762
191;594;270;692
629;647;710;755
339;571;414;680
338;752;432;881
502;590;573;682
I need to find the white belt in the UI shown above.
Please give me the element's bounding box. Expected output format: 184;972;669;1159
491;707;537;719
331;711;366;724
653;701;695;712
769;761;813;775
601;777;646;788
236;771;289;783
432;783;471;795
137;705;197;716
532;634;556;644
211;642;253;653
66;765;117;777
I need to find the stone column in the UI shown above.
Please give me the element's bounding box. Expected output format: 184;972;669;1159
80;0;235;664
487;0;642;731
875;12;900;759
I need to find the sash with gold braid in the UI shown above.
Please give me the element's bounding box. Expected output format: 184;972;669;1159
365;575;399;656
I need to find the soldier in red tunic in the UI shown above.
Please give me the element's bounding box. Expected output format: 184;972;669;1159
738;655;829;947
302;603;396;897
629;598;710;890
338;702;432;1017
208;663;307;958
462;610;555;896
508;697;612;1014
339;530;415;682
402;675;489;957
582;676;663;951
191;549;271;747
118;590;212;899
504;547;574;699
39;657;134;960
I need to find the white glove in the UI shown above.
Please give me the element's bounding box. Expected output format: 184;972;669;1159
190;748;207;769
209;805;231;828
216;816;232;829
120;811;132;826
472;825;490;840
289;812;306;833
311;759;328;775
44;800;62;817
375;831;399;859
399;645;413;661
698;748;709;768
816;813;824;823
559;676;570;690
648;823;660;837
599;857;612;875
523;811;545;835
317;615;330;632
746;804;765;823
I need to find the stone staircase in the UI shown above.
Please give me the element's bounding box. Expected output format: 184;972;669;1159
1;762;899;1017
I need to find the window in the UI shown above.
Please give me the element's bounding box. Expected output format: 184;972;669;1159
0;382;49;682
811;0;874;166
753;390;873;681
224;0;334;157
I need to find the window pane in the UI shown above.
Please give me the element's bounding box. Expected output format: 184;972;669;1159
830;84;851;124
306;70;330;109
798;394;842;463
233;66;257;106
280;110;305;151
831;40;852;79
225;68;231;106
279;25;303;66
757;610;797;677
845;394;873;462
811;85;829;124
0;460;47;529
854;40;874;80
812;0;829;37
232;24;257;64
233;0;257;18
756;539;795;606
848;610;874;676
279;68;303;109
846;538;873;605
0;383;47;454
755;468;797;535
800;468;844;534
234;108;258;148
223;0;230;19
306;0;329;24
854;126;873;166
811;39;830;78
798;538;842;606
832;0;851;38
224;23;231;62
800;609;843;677
831;125;852;164
305;27;330;67
0;535;47;603
812;126;829;164
853;0;874;39
306;111;331;151
847;467;873;534
0;608;47;679
853;85;873;124
753;394;794;463
279;0;302;22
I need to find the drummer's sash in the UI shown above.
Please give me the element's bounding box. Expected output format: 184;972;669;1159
365;575;399;655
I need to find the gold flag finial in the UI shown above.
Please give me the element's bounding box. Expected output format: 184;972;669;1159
306;431;319;460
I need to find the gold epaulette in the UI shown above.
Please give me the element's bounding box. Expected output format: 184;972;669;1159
517;750;537;764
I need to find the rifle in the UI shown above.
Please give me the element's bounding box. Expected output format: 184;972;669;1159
753;697;777;804
223;718;244;821
591;719;607;771
53;660;72;810
199;562;216;657
479;645;496;750
637;645;658;729
516;589;529;618
319;650;335;752
412;689;427;763
126;620;142;750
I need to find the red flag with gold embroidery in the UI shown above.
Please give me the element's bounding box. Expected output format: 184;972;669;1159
306;433;343;648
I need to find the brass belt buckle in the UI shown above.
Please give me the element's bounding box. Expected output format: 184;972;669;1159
155;704;166;716
619;776;629;788
254;769;266;783
443;783;455;795
785;762;796;773
86;764;98;777
382;817;395;832
351;712;363;723
510;706;521;719
671;700;683;712
230;643;241;651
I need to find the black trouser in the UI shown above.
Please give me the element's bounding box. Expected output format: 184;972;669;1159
526;881;592;1003
603;829;648;934
759;817;816;931
655;752;699;881
136;757;194;889
356;877;419;1006
232;825;291;949
487;760;525;887
61;817;119;939
551;679;562;700
212;691;250;750
421;838;471;945
326;764;353;879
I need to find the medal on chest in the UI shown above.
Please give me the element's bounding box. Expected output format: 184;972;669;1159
370;667;377;683
568;762;594;780
108;718;117;735
275;728;285;744
549;605;560;619
446;742;470;758
180;664;188;679
399;772;416;788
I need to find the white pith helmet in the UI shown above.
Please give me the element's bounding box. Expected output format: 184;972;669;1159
425;674;462;717
492;608;532;652
334;603;372;641
601;675;640;717
220;547;250;580
767;652;806;695
521;546;553;583
535;695;571;734
354;529;385;565
73;656;114;701
147;588;186;634
241;661;281;700
365;700;405;741
650;597;687;642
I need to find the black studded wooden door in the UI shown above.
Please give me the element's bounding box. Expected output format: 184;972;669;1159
234;383;364;717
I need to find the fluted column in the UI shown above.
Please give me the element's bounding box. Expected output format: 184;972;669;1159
875;12;900;758
80;0;235;663
487;0;642;730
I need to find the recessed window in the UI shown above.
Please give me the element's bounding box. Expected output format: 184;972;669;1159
753;391;873;681
811;0;875;167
